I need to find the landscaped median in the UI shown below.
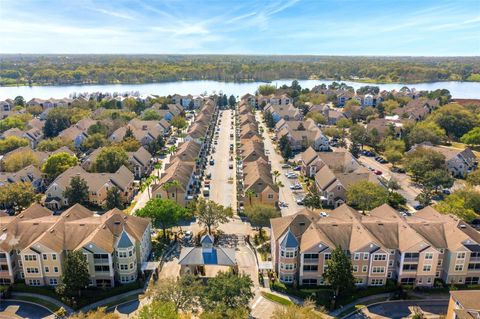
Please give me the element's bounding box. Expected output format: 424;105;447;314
261;291;293;306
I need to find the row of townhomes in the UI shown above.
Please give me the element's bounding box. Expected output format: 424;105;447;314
0;203;151;287
271;204;480;288
255;93;329;152
0;93;208;211
151;99;218;206
236;99;279;208
301;146;379;207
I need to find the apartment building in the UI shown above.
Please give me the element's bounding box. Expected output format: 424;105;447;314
446;290;480;319
0;203;151;287
270;204;480;288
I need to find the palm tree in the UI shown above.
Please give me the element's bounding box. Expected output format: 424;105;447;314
154;162;162;183
272;170;280;183
169;180;181;204
162;181;173;200
245;189;256;206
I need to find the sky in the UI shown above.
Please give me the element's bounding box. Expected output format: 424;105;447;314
1;0;479;56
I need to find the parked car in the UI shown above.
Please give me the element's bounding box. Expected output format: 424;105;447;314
290;183;302;190
362;150;375;157
229;163;233;169
374;170;383;175
281;164;290;169
209;159;215;165
279;201;289;208
442;189;451;195
414;204;424;210
293;166;301;171
184;231;193;242
391;167;406;173
296;197;305;205
285;172;297;179
375;156;388;164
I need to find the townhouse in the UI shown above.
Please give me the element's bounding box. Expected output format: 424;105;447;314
276;118;329;152
446;290;480;319
0;203;151;287
366;117;403;139
44;165;135;210
270;204;480;288
408;143;477;178
1;127;44;149
109;118;170;145
314;165;379;208
0;100;13;119
392;98;439;121
0;165;44;193
257;93;291;107
301;147;360;178
242;158;279;207
264;103;303;123
0;146;75;170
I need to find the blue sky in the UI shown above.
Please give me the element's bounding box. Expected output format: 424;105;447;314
1;0;479;55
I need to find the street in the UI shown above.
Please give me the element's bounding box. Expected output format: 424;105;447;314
344;299;448;319
255;112;304;216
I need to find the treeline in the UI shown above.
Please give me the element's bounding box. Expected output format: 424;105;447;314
0;54;479;86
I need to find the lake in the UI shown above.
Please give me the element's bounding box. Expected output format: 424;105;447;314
0;79;479;100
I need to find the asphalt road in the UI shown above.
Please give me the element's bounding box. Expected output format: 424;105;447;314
255;112;304;216
344;299;448;319
0;300;53;319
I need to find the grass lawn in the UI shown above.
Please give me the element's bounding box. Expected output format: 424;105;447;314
261;292;293;306
104;294;140;310
12;295;61;313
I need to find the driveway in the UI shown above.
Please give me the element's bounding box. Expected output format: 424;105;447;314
0;300;53;319
255;112;303;216
344;299;448;319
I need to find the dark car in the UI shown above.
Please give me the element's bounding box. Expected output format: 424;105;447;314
293;166;301;171
209;159;215;165
414;204;424;210
391;167;406;173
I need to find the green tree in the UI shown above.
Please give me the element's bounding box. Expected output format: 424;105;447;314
383;137;405;167
264;111;275;128
380;99;400;114
336;118;353;129
323;246;354;303
346;181;389;211
349;124;369;149
136;198;187;239
0;182;38;213
407;121;446;146
303;188;324;209
68;308;119;319
56;250;90;298
137;301;180;319
436;194;478;222
93;146;128;173
228;95;236;107
42;152;78;180
142;109;161;120
429;103;477;139
124;126;135;140
403;147;446;182
105;186;123;210
244;189;256;206
0;136;29;154
14;96;25;106
171;116;188;130
63;176;89;206
460;127;480;147
117;137;140;152
467;169;480;186
44;107;72;137
306;111;327;125
150;274;201;313
200;305;249;319
37;137;67;151
195;197;233;234
87;122;109;136
147;135;166;156
201;271;254;312
2;149;39;172
258;84;276;95
81;133;108;150
244;204;280;236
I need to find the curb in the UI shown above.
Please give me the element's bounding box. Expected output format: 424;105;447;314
3;298;55;315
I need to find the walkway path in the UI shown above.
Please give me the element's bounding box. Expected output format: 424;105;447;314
329;293;393;317
78;288;144;313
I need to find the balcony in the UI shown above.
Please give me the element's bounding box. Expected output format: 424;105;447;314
403;257;419;263
93;258;110;265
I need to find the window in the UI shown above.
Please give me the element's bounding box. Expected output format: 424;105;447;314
284;264;295;270
24;255;37;261
303;265;318;272
129;250;133;257
354;253;360;260
387;272;393;278
120;264;128;270
402;264;418;271
468;263;480;271
389;260;394;267
371;279;384;286
303;253;319;260
457;252;466;260
281;251;284;257
93;254;109;261
438;260;443;266
373;254;387;261
404;252;419;259
0;265;8;271
363;253;369;260
29;279;41;286
465;277;480;285
44;267;49;273
94;265;110;272
52;254;57;260
54;267;58;273
455;264;464;272
285;251;296;258
49;278;58;286
26;268;39;274
362;265;368;272
353;265;359;273
423;265;432;272
372;267;385;273
427;278;432;284
354;278;364;285
43;254;48;260
401;278;415;284
280;275;293;283
268;194;274;199
324;253;331;261
302;279;317;286
129;263;134;269
471;252;480;259
424;253;433;260
118;251;127;258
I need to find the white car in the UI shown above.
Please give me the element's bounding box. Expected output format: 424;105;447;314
286;172;297;179
290;183;302;190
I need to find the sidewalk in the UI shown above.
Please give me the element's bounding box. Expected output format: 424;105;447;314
78;288;144;313
11;292;74;314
